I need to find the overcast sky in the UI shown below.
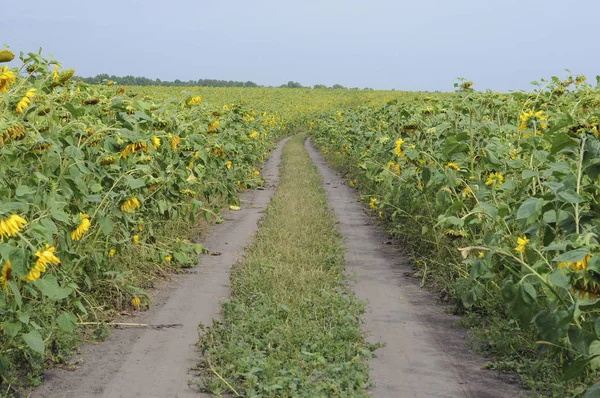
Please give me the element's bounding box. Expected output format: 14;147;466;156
4;0;599;91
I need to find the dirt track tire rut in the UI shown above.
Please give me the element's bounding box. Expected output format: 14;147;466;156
31;138;289;398
305;138;522;398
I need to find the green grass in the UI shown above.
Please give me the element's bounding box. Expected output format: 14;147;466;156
196;135;375;397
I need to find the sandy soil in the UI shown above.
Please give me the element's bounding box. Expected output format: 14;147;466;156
305;138;523;398
30;138;289;398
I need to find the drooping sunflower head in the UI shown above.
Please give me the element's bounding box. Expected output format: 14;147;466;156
71;213;91;241
187;96;202;106
0;49;15;63
120;197;141;213
0;260;12;290
0;66;17;93
0;214;27;240
58;69;75;85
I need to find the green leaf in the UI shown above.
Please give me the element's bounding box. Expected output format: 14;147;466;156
595;318;600;338
533;309;570;343
557;190;585;204
590;340;600;370
521;283;537;305
549;131;576;154
521;170;538;179
17;312;29;324
23;330;45;355
15;185;35;197
191;244;205;255
580;298;600;311
56;312;77;332
50;208;70;223
563;355;600;380
516;197;543;220
474;202;497;219
73;300;88;316
548;269;570;290
0;356;8;376
98;215;114;236
421;167;431;185
127;176;146;189
8;281;22;308
543;242;569;252
34;277;73;300
553;248;590;263
584;382;600;398
3;321;22;337
84;194;102;203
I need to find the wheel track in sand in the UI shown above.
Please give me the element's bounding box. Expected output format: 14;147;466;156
305;138;523;398
31;138;289;398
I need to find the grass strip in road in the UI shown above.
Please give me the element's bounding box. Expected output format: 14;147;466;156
196;135;375;397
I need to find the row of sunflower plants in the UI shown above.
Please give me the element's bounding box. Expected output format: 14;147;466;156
0;48;283;388
310;77;600;395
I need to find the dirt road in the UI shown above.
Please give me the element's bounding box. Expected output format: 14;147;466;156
31;136;522;398
305;138;522;398
31;138;288;398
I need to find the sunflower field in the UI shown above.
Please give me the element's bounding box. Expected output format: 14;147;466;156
0;47;403;389
310;77;600;394
6;42;599;394
0;48;288;385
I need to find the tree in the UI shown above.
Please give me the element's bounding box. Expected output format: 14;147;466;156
285;81;303;88
76;74;259;87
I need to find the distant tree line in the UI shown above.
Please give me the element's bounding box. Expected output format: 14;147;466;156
282;81;373;90
77;75;376;90
77;74;259;87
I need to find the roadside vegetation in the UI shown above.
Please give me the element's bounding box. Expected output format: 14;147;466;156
0;48;282;393
310;78;600;396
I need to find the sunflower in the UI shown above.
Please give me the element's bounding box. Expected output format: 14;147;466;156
120;197;141;213
208;121;220;132
71;213;91;241
0;260;12;290
485;172;504;188
0;66;17;93
187;96;202;106
514;236;529;253
0;214;27;240
559;254;592;271
53;65;60;83
152;136;161;149
16;88;37;114
0;50;15;63
24;245;61;283
394;138;404;157
369;197;378;209
170;134;181;150
120;142;150;158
